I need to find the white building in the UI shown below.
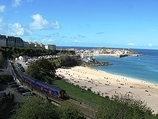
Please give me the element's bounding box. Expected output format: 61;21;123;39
45;44;56;51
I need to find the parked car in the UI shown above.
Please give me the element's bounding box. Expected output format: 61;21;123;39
22;91;32;96
16;87;27;94
8;84;19;88
16;63;21;68
21;89;34;96
8;82;17;85
19;66;25;72
0;92;7;100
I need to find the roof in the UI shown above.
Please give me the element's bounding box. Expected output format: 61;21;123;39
36;80;62;91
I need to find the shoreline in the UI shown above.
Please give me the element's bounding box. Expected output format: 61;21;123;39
56;66;158;114
94;67;158;85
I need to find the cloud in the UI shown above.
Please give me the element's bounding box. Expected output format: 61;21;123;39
52;21;60;29
41;38;54;44
0;18;5;31
12;0;22;7
0;18;3;24
78;35;86;38
30;14;60;30
0;5;6;12
148;43;153;47
8;23;31;36
48;38;54;43
29;14;48;29
74;39;80;43
96;32;104;34
127;43;135;46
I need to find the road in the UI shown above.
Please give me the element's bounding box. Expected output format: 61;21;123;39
6;87;24;103
0;84;23;103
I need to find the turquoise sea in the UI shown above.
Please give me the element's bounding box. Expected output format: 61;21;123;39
94;49;158;84
57;46;158;84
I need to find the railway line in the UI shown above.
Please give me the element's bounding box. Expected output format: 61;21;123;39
10;60;97;119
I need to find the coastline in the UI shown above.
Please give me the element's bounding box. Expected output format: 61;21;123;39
56;66;158;114
93;53;118;57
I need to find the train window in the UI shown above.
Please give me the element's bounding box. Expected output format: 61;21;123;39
49;89;52;94
41;86;43;91
55;91;58;96
43;88;48;93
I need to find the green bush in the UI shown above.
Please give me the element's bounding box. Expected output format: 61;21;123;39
0;75;13;83
96;96;157;119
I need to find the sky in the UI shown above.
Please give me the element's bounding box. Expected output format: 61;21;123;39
0;0;158;49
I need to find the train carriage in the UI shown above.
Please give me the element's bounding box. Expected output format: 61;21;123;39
22;74;65;99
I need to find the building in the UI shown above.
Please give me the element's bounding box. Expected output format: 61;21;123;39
14;37;24;47
45;44;56;51
24;42;29;48
6;36;24;47
39;43;45;49
0;34;57;51
0;34;7;47
34;42;41;49
28;42;35;48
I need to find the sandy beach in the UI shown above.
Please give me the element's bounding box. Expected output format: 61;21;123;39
56;66;158;114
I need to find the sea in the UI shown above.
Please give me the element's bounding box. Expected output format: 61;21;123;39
57;46;158;84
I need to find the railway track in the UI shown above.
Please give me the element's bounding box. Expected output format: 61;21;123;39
66;98;97;119
11;61;97;118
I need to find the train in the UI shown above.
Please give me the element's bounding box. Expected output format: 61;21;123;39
21;74;66;99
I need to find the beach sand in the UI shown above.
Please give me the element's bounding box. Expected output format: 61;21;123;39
56;66;158;114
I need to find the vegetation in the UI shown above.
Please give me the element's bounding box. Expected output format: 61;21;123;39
0;47;55;59
26;59;56;83
2;47;156;119
53;80;158;119
50;54;82;68
53;79;103;107
96;96;158;119
0;47;75;60
0;75;13;83
0;93;14;119
10;96;85;119
24;55;158;119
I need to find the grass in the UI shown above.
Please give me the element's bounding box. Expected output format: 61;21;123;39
53;79;109;108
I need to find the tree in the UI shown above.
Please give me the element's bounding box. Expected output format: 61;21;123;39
58;103;86;119
26;59;56;83
58;54;82;67
10;96;59;119
96;96;157;119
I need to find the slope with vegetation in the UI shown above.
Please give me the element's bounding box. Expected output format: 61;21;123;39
1;47;158;119
25;57;158;119
10;96;85;119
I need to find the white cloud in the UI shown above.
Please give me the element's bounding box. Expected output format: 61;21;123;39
127;43;135;46
30;14;60;30
74;39;80;43
0;5;6;12
0;18;3;25
148;43;153;47
8;23;31;36
0;18;5;30
8;23;24;36
30;14;48;29
52;21;60;29
12;0;22;7
48;38;54;43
